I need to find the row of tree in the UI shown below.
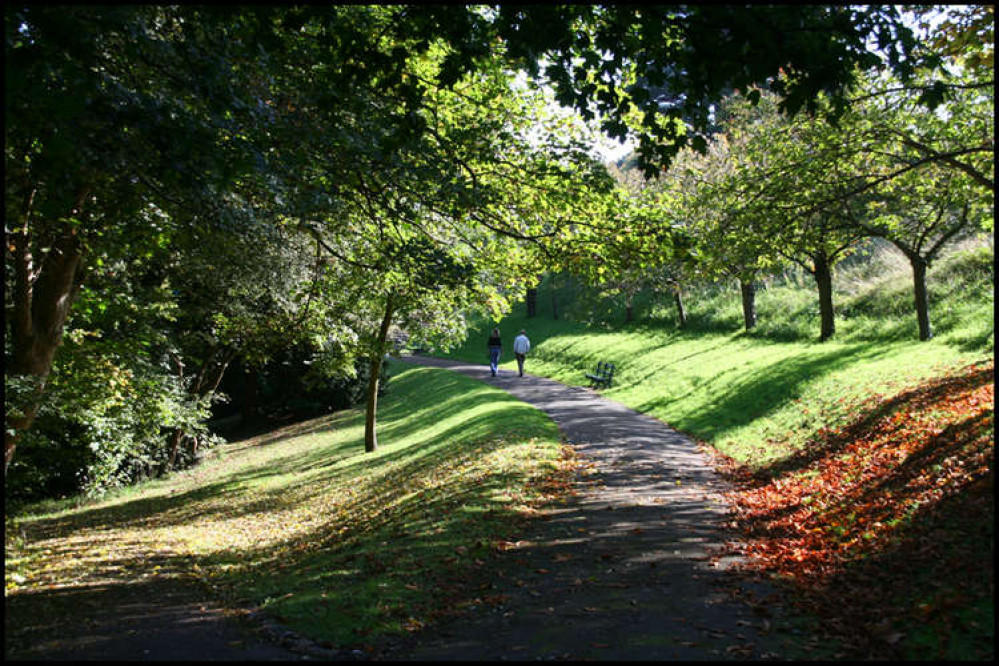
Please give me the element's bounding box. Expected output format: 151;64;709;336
4;5;976;500
588;6;992;342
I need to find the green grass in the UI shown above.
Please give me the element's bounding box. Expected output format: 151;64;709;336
6;237;992;658
438;239;993;468
4;362;568;649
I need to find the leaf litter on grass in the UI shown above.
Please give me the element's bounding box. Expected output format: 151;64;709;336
714;360;994;660
5;364;578;655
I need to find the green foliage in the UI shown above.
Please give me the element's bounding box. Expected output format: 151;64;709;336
253;351;389;420
441;238;993;467
481;6;922;175
5;342;217;504
5;363;567;650
4;3;989;505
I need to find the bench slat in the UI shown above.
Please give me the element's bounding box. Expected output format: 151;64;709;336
586;361;614;388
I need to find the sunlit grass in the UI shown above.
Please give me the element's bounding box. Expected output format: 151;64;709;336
439;239;993;469
5;362;571;649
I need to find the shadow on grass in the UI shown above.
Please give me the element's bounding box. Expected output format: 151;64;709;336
727;362;994;659
636;340;887;443
20;367;545;533
7;363;565;650
750;362;994;484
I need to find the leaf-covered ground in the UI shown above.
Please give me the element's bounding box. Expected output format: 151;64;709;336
4;363;575;656
714;361;994;660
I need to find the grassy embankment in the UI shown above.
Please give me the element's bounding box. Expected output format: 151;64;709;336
438;238;994;659
4;238;992;659
441;240;992;467
4;363;571;654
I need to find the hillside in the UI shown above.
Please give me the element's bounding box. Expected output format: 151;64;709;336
439;238;993;467
5;364;571;655
434;237;994;658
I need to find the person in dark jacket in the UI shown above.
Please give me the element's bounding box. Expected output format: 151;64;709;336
487;328;502;376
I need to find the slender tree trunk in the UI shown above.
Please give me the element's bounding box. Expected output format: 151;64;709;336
674;285;687;328
5;229;85;474
909;255;933;341
365;294;396;453
526;286;537;318
625;294;634;323
165;349;235;473
739;278;758;331
813;251;836;342
167;430;185;471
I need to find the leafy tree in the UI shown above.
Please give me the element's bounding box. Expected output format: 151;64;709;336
298;51;615;451
4;5;284;472
909;5;993;84
838;64;994;340
4;4;469;471
762;56;993;341
712;90;874;341
477;5;922;175
863;165;987;340
2;3;939;479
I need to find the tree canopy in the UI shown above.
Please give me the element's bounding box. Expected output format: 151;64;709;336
5;4;982;494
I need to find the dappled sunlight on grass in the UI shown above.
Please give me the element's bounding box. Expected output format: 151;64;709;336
5;362;572;648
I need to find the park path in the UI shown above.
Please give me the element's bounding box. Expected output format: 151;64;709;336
390;354;791;660
5;354;793;662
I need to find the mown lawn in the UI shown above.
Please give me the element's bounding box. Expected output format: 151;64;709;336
444;312;987;467
4;361;573;651
434;252;994;659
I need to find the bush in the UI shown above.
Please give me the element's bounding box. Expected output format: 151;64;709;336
218;345;390;424
4;345;216;504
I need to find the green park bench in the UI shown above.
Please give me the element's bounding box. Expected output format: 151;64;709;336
585;361;615;389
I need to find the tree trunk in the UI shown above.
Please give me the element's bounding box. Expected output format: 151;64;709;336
165;348;235;473
365;294;396;453
625;295;634;323
739;278;758;331
909;255;933;341
526;286;537;318
813;251;836;342
167;429;185;471
5;230;85;474
674;286;687;328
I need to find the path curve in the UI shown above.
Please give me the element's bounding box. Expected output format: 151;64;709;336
391;354;790;661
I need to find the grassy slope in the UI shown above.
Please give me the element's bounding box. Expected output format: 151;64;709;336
5;240;992;658
440;241;993;468
5;362;570;650
434;240;994;659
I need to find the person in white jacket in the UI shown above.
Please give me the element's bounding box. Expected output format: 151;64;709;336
512;329;531;377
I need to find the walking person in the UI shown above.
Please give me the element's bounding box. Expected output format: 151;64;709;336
513;329;531;377
487;328;502;377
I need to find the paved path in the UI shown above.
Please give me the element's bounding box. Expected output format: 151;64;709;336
390;355;790;661
6;354;792;662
